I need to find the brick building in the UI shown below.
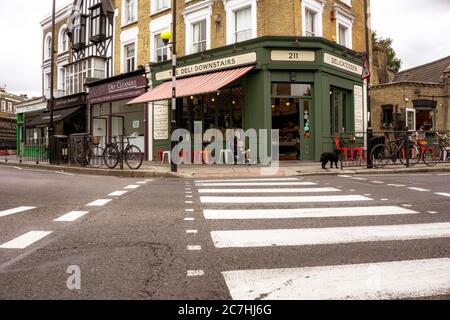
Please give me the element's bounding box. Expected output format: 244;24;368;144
0;88;27;153
371;56;450;132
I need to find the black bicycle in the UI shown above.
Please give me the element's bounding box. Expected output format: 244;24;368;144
73;136;104;168
103;136;143;170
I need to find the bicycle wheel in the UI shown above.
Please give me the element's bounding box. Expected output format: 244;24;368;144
399;145;421;167
103;144;120;169
125;145;143;170
86;146;104;168
370;144;389;168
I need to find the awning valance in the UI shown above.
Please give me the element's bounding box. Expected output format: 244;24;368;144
128;66;254;104
26;106;82;127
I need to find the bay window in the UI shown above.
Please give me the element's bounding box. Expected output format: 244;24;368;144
90;5;107;42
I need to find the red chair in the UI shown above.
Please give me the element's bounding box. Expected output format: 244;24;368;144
351;145;365;161
156;149;164;161
335;136;351;160
193;150;209;164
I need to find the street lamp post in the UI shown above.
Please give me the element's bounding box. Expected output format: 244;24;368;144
364;0;373;168
161;0;177;173
49;0;56;139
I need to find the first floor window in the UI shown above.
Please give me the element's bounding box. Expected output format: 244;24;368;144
7;102;12;112
1;101;6;112
305;9;316;36
124;43;136;72
192;20;207;53
155;34;169;62
156;0;169;11
338;24;348;47
235;7;252;43
125;0;136;24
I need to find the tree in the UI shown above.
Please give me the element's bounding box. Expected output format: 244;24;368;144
372;31;402;73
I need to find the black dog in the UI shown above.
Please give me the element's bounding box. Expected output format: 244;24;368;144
320;150;341;169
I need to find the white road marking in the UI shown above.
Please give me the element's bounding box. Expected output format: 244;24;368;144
211;222;450;248
364;194;372;196
435;193;450;198
198;188;340;194
57;171;75;176
187;270;205;277
408;187;430;192
351;177;367;181
186;195;193;198
184;218;195;221
371;181;384;184
338;175;351;178
185;209;194;212
185;201;193;204
108;191;128;196
0;206;36;218
195;182;317;187
349;189;356;192
136;181;147;184
437;173;450;176
403;204;413;207
186;191;193;194
381;199;389;201
124;185;140;189
13;166;23;170
428;211;438;214
54;211;89;222
186;230;198;234
0;231;52;249
201;195;372;204
222;258;450;300
195;178;301;183
187;245;202;251
87;199;112;206
388;184;405;187
203;206;418;220
145;179;154;182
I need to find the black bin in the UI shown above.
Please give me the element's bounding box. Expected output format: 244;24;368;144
49;135;68;165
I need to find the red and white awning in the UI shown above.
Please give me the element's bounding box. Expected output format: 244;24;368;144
128;66;254;104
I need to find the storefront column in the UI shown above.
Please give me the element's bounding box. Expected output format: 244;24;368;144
314;71;327;160
244;68;272;161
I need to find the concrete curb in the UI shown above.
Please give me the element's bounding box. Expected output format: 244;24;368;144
1;161;449;179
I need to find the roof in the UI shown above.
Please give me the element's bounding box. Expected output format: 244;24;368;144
393;55;450;84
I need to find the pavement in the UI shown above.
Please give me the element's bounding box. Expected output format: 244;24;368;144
0;166;449;299
1;155;450;179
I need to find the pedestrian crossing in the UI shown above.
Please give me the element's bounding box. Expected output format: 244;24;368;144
192;176;450;300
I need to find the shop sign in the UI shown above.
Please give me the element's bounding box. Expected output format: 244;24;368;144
154;104;169;140
271;50;315;62
324;53;362;75
155;52;257;81
54;94;86;110
88;76;148;104
16;101;47;114
354;85;364;134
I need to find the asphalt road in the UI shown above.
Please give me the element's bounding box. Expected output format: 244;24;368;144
0;165;449;300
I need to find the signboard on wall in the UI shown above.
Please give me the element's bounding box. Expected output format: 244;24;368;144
88;75;147;104
354;85;364;135
153;104;169;140
270;50;316;62
324;53;363;75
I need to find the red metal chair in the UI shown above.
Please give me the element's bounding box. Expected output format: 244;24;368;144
335;136;351;161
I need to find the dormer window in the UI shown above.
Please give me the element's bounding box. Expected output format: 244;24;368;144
71;15;87;51
90;5;107;42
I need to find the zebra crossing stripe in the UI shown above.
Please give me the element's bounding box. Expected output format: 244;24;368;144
198;187;341;194
222;258;450;300
54;211;89;222
0;231;52;249
201;195;372;204
203;206;418;220
195;178;301;183
195;182;317;187
0;206;36;218
435;193;450;198
210;222;450;248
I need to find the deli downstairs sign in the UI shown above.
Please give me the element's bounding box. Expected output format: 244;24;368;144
88;76;148;104
155;52;257;81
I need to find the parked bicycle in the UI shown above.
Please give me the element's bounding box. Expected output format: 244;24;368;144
73;135;105;168
103;136;143;170
370;132;423;168
423;131;450;166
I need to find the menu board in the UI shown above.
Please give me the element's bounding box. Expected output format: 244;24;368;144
354;85;364;135
154;104;169;140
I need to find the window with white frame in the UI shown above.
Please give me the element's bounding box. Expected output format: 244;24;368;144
155;34;169;62
235;7;252;42
44;33;52;60
7;102;12;113
124;43;136;72
123;0;137;25
223;0;257;45
339;0;352;7
183;0;212;54
335;8;354;49
58;67;66;92
155;0;169;12
0;101;5;112
192;20;207;53
59;26;68;53
301;0;324;37
65;58;105;95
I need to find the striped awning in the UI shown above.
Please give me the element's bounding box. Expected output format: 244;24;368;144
128;66;254;104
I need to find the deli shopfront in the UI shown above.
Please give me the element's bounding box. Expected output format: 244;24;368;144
131;36;366;162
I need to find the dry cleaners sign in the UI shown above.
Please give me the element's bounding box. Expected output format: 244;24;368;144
155;52;257;81
324;53;362;75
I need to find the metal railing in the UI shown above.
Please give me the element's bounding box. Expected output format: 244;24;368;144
325;130;450;169
18;138;50;164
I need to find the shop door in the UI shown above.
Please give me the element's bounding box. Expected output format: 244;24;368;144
330;89;348;134
300;98;313;160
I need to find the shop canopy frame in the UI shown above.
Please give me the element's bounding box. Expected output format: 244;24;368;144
128;66;255;104
25;106;83;127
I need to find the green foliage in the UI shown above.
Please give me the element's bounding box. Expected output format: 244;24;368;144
372;31;402;73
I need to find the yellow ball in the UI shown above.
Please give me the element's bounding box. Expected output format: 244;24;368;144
161;31;172;41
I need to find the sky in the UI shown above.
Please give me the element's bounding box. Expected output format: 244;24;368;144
0;0;449;98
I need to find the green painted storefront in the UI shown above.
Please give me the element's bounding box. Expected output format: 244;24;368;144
148;36;365;162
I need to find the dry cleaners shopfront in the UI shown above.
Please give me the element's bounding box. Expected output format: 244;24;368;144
130;36;367;162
